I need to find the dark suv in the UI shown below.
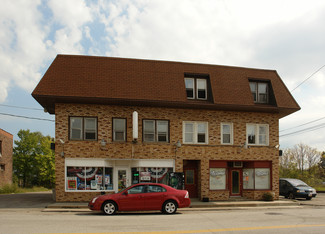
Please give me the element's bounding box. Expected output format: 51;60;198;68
279;178;317;200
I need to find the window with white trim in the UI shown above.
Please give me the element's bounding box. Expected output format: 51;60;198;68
183;121;208;144
246;124;269;145
143;120;169;142
185;78;207;100
70;117;97;140
249;81;269;103
221;123;233;145
113;118;126;142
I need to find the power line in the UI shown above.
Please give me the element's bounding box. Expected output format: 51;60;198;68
280;116;325;132
0;113;54;122
291;64;325;92
0;104;43;111
280;122;325;138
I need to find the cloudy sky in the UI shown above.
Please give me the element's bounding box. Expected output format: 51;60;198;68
1;0;325;151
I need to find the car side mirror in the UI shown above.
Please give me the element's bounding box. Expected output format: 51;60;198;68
123;191;128;196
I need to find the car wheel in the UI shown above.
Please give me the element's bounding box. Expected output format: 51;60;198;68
162;200;177;214
102;201;117;215
288;193;295;199
306;197;312;200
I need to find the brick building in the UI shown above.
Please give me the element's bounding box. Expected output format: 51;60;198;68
32;55;300;202
0;129;13;186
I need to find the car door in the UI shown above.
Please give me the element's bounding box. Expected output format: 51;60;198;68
142;185;167;210
117;185;146;211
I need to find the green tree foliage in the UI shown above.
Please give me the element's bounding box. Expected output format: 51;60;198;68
13;130;55;188
280;143;324;186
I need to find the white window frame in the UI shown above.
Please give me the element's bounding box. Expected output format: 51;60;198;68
249;81;269;103
185;77;208;100
183;121;208;144
185;78;195;99
221;123;233;145
196;79;207;100
246;124;269;146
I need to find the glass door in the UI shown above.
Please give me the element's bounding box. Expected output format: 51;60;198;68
117;168;130;192
230;169;242;196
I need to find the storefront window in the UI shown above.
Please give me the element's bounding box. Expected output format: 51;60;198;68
209;168;226;190
131;167;173;185
255;168;270;189
243;168;254;189
243;168;270;190
66;166;113;191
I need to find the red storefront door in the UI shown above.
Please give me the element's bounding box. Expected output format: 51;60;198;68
184;160;199;198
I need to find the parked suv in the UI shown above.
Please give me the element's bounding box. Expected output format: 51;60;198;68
279;178;317;200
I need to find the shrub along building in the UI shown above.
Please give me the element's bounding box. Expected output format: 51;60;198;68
32;55;300;202
0;129;13;186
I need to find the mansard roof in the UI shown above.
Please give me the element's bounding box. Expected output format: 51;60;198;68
32;54;300;117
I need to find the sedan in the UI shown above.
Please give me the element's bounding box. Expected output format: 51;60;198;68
89;183;191;215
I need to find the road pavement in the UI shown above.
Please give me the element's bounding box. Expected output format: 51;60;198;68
0;191;324;209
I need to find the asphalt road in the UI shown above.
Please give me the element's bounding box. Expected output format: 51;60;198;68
1;192;325;234
0;191;324;209
0;191;54;208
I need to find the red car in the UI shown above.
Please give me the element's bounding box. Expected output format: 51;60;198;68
88;183;191;215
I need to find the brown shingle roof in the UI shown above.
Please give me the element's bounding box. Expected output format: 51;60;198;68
32;54;300;117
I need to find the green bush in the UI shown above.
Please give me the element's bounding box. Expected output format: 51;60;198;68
262;192;274;201
0;184;19;194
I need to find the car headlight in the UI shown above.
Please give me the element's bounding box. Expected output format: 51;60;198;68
296;190;300;193
91;197;98;203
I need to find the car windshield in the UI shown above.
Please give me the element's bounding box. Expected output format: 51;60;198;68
288;179;308;187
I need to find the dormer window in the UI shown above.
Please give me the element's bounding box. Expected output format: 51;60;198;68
249;81;269;104
185;78;207;100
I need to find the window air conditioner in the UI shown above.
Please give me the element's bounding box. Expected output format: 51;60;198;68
233;162;243;168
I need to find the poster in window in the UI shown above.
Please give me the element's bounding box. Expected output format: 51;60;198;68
96;175;102;184
91;180;97;190
140;172;151;181
67;177;77;190
209;168;226;190
105;175;110;185
243;169;254;189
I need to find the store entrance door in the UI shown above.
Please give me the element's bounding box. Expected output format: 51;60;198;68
117;167;130;192
230;169;242;196
183;160;199;198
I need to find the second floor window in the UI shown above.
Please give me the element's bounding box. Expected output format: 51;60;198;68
183;121;208;144
70;117;97;140
113;118;126;142
185;78;207;100
221;123;233;145
249;81;269;103
246;124;269;145
143;120;169;142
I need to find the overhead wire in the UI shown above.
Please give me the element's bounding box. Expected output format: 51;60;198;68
280;116;325;132
0;104;43;111
290;64;325;92
0;112;54;122
280;122;325;138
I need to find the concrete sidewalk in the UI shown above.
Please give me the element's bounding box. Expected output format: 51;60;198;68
44;198;300;212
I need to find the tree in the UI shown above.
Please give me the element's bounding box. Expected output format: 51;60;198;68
280;143;322;186
13;130;55;188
